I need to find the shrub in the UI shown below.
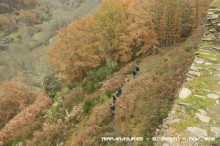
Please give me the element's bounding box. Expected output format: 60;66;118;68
83;80;102;93
101;74;125;93
0;93;52;145
184;46;193;52
26;123;64;146
0;15;10;27
83;63;118;93
83;99;94;115
43;74;62;99
0;81;36;129
63;87;84;107
32;32;47;44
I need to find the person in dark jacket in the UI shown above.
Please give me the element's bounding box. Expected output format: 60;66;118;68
133;70;137;79
110;103;115;116
116;87;122;97
112;95;116;104
135;66;140;75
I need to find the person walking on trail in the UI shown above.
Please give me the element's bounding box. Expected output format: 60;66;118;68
133;69;137;79
116;87;122;97
112;95;116;104
110;103;115;116
135;66;140;75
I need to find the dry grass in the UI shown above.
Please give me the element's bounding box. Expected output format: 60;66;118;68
0;81;36;129
0;93;52;145
65;42;194;146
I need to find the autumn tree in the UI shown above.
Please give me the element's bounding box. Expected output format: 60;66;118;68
0;81;36;128
94;0;134;62
127;0;158;56
0;92;52;145
48;16;102;82
0;15;10;28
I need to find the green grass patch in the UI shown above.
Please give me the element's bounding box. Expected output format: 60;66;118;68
177;95;213;114
199;41;214;47
83;99;94;115
173;118;198;131
8;135;30;146
83;61;118;93
7;32;21;41
211;0;220;8
188;75;215;95
184;46;193;52
197;49;220;64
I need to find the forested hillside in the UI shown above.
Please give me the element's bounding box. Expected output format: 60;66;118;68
0;0;213;145
48;0;209;82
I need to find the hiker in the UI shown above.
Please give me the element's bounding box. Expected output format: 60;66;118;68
110;103;115;116
125;75;129;82
116;87;122;97
112;95;116;104
135;66;140;75
133;69;137;79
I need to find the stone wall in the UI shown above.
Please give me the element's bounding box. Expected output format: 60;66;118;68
154;6;220;146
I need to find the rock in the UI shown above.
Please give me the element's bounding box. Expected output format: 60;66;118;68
186;73;195;79
188;71;201;77
169;119;181;124
190;64;199;71
216;64;220;71
16;142;23;146
187;127;208;138
202;89;211;92
209;58;217;62
178;102;189;106
209;8;220;12
208;93;220;99
186;77;194;81
179;88;192;99
207;14;219;20
195;57;205;64
163;125;168;129
216;100;219;104
196;113;210;123
194;95;205;98
213;46;220;52
202;34;216;41
198;109;207;115
209;28;216;33
204;62;212;66
208;12;215;15
216;74;220;78
205;23;211;26
211;127;220;138
211;20;218;24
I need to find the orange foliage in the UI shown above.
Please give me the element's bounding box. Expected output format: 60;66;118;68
71;102;111;145
19;10;39;25
0;81;36;128
48;16;102;81
0;3;9;9
0;92;52;144
26;123;64;146
47;0;210;83
0;15;10;27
